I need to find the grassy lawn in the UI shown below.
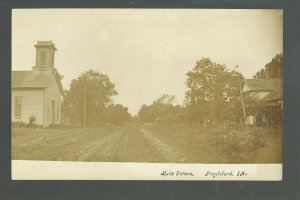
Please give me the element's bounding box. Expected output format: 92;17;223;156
144;123;282;163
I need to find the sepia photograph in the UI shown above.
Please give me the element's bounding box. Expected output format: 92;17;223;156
11;9;283;180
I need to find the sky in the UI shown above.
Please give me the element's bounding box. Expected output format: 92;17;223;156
12;9;283;115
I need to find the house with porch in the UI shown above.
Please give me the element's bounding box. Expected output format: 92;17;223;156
241;78;282;126
12;41;64;127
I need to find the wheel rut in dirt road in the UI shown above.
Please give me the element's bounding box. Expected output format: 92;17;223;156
76;127;125;161
119;126;168;163
74;126;170;162
140;128;187;163
91;126;167;162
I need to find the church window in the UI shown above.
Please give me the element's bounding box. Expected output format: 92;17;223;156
14;96;22;119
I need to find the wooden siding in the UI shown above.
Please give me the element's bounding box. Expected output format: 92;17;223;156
12;73;63;127
12;89;44;125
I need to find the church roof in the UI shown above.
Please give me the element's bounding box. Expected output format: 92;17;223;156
12;71;51;88
12;70;64;96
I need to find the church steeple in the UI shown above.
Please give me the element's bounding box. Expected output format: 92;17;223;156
32;40;57;75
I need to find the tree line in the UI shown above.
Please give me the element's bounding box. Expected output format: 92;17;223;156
138;53;283;125
61;53;282;127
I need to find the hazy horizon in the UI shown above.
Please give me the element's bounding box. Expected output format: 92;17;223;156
12;9;283;115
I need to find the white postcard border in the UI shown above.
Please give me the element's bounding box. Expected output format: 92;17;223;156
12;160;282;181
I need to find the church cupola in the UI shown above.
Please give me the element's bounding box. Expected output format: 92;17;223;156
32;40;57;75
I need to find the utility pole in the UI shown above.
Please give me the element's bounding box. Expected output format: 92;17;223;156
239;82;247;128
231;65;247;128
83;79;87;128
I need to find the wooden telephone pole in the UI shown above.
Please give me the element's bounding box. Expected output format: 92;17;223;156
232;65;247;128
239;82;247;128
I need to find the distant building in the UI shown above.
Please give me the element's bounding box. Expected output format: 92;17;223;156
12;41;64;127
241;78;282;126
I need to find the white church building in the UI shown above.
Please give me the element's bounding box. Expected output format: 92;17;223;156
12;41;64;127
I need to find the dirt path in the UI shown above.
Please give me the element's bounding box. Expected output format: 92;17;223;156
82;126;169;163
75;128;124;161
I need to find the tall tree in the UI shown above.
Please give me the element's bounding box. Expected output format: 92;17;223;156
253;53;283;79
62;69;117;126
185;58;244;122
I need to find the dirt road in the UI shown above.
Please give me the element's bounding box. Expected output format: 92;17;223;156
12;124;188;163
12;124;282;163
